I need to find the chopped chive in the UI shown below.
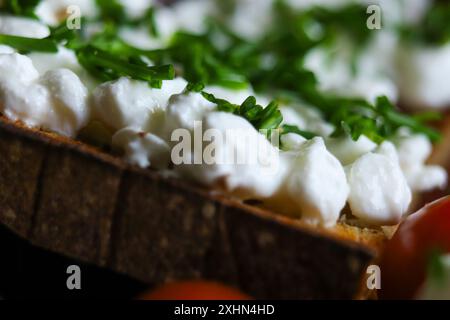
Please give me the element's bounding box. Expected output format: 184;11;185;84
0;34;58;53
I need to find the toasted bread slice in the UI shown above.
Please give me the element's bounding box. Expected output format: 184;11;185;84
0;115;390;299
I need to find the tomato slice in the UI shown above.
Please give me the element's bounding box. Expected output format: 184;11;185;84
139;281;252;300
380;196;450;299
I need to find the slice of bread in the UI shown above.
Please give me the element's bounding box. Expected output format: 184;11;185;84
0;115;394;299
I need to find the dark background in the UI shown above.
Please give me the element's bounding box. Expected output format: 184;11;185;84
0;224;147;299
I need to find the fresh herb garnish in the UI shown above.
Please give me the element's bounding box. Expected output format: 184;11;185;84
400;2;450;45
0;0;439;143
201;93;283;132
0;22;175;88
427;250;449;286
188;86;314;140
281;125;317;140
0;0;40;18
0;34;57;53
76;45;174;87
302;92;441;143
155;31;250;89
95;0;126;23
95;0;159;36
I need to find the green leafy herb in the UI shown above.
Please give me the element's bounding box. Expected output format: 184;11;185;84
185;82;205;93
303;93;441;143
201;93;284;131
2;23;174;87
76;45;174;87
0;34;57;52
200;91;313;140
400;2;450;45
427;250;449;287
142;7;159;38
156;31;249;89
153;8;439;143
281;125;317;140
95;0;159;37
95;0;126;23
0;0;40;18
1;0;438;144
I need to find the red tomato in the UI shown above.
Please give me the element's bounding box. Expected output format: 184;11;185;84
380;196;450;299
139;281;252;300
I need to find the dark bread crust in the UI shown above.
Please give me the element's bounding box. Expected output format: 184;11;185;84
0;116;378;299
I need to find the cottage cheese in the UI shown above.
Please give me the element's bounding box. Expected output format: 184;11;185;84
164;92;216;136
0;0;447;230
0;53;89;137
346;142;412;225
395;133;447;191
92;77;186;132
326;135;377;166
174;111;285;200
268;137;349;227
0;15;50;38
112;126;171;169
28;46;98;90
396;44;450;109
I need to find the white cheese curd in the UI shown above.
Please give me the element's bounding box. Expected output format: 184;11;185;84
227;0;274;40
92;77;186;132
152;8;179;42
396;44;450;109
119;0;154;19
286;137;349;227
346;141;412;225
0;15;50;38
154;0;214;41
396;0;430;25
112;126;171;169
304;46;351;94
35;0;98;26
281;105;334;137
304;42;398;103
164;92;216;136
326;135;377;166
395;133;447;191
169;0;214;34
147;77;188;111
360;31;399;79
174;111;286;199
269;137;349;227
119;26;163;50
27;46;98;90
204;85;270;106
374;139;400;162
286;0;354;10
0;45;14;54
406;165;448;192
0;53;89;137
280;133;307;151
37;69;90;136
350;76;398;104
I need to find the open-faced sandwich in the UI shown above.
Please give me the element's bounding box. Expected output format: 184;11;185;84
0;0;449;299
